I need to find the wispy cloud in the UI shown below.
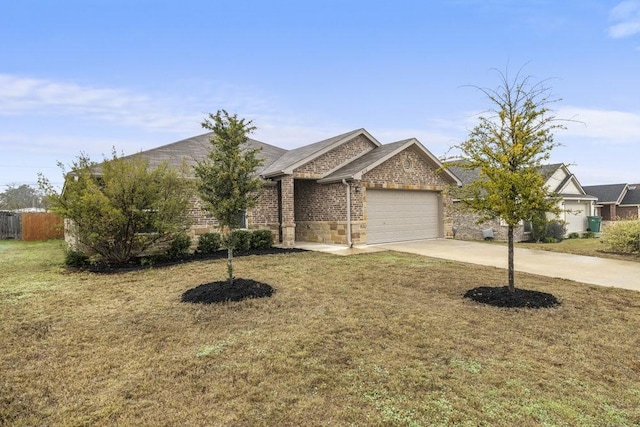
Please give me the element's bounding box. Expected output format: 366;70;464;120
0;74;205;132
608;0;640;38
559;106;640;144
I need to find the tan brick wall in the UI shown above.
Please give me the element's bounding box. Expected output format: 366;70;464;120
293;135;376;178
295;181;355;221
362;146;450;189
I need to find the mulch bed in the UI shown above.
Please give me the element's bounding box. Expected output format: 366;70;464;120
181;279;275;304
77;247;306;274
464;286;561;309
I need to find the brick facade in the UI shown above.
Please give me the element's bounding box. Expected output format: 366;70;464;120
294;180;366;244
294;135;376;179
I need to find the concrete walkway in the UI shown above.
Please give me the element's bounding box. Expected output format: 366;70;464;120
295;239;640;291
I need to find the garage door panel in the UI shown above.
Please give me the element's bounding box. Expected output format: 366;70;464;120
367;190;439;244
564;202;588;234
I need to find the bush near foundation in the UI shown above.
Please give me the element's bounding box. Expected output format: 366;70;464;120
196;232;222;254
601;220;640;254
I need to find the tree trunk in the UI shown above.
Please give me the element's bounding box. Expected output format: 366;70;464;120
508;224;515;292
227;245;234;286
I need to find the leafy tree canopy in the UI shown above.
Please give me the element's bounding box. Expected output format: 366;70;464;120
0;184;45;210
447;67;565;290
194;110;264;284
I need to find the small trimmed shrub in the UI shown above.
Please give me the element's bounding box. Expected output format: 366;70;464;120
197;232;222;254
568;232;580;239
582;231;596;239
166;233;191;259
545;220;566;242
530;211;548;243
601;220;640;254
65;249;89;268
251;229;274;249
543;237;558;243
228;230;251;252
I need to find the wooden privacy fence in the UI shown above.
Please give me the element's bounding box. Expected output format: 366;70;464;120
0;211;22;239
0;212;64;241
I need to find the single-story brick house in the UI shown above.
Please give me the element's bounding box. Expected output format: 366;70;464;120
447;163;597;241
582;183;640;220
128;128;461;247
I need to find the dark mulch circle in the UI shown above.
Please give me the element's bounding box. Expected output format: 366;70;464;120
181;278;275;304
464;286;561;309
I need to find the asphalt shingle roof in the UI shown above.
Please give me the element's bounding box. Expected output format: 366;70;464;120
582;184;628;204
621;185;640;205
123;132;287;176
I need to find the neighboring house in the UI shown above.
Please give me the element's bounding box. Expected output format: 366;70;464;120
122;128;461;247
583;183;640;220
448;163;597;241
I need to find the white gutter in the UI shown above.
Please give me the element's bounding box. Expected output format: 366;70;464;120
342;179;352;247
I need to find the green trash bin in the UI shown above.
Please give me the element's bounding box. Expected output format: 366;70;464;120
587;216;601;233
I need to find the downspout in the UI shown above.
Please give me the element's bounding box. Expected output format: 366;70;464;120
342;179;352;247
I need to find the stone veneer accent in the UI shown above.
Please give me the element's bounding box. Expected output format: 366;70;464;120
293;135;376;179
451;203;529;242
280;175;296;246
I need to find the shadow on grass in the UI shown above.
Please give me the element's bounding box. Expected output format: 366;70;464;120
181;279;275;304
464;286;560;309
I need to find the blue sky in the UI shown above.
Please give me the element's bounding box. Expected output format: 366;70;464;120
1;0;639;190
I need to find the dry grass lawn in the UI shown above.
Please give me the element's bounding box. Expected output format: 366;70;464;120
1;240;639;426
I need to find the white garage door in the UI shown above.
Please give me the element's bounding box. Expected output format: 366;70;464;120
563;201;589;234
367;190;440;244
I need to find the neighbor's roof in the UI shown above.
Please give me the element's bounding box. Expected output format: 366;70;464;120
123;132;287;176
621;184;640;206
261;128;381;177
447;163;565;187
582;183;628;204
319;138;461;185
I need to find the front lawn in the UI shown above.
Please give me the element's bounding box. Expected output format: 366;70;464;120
1;240;639;426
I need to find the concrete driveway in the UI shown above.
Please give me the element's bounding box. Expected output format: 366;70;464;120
295;239;640;291
377;239;640;291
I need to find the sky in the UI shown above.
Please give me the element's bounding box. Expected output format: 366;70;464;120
1;0;640;191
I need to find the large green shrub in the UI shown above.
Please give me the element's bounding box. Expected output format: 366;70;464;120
601;220;640;254
530;211;548;243
197;232;222;254
251;229;274;250
39;150;192;264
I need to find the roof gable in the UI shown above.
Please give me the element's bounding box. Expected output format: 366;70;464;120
318;138;461;185
261;128;381;178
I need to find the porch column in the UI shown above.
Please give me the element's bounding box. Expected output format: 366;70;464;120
280;175;296;247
